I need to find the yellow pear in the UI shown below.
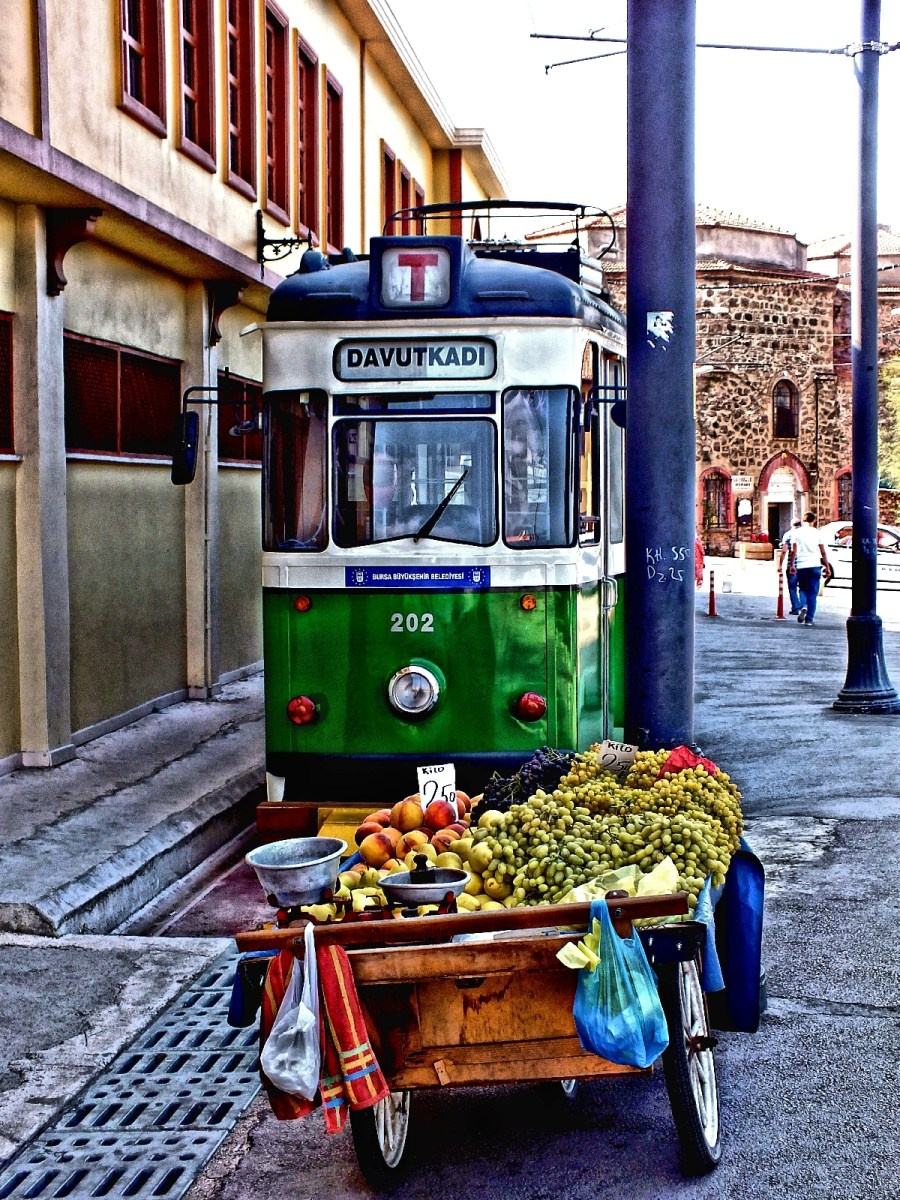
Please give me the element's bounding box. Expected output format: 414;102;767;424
455;893;481;912
453;837;474;862
405;844;437;868
435;852;464;871
463;874;483;896
467;843;494;874
480;900;504;911
483;876;512;901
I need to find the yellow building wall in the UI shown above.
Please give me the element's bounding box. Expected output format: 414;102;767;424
217;468;263;675
0;466;21;759
0;203;16;313
362;56;434;241
61;242;188;359
0;0;38;135
217;303;262;383
67;463;187;733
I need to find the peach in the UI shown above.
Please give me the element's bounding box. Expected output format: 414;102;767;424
370;809;392;827
390;799;425;833
447;822;468;837
397;829;431;857
432;829;462;854
359;831;398;868
355;820;387;847
455;791;471;813
423;799;457;831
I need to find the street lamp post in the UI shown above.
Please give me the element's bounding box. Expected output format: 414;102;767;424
834;0;900;713
624;0;697;747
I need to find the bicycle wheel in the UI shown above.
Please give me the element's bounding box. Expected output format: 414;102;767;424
656;959;722;1175
349;1090;412;1190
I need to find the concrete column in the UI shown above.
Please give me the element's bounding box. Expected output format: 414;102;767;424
183;281;221;698
14;205;75;766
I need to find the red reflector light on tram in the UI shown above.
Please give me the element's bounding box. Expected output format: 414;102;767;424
520;594;538;611
515;692;547;721
286;695;317;725
294;595;312;613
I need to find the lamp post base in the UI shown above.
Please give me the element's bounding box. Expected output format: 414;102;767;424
833;614;900;713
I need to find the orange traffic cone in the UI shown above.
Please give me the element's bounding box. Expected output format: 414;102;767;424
775;570;786;620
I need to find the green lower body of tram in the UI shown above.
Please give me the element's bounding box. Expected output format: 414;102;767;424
263;581;625;802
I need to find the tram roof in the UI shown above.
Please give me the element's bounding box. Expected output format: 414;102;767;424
266;236;625;338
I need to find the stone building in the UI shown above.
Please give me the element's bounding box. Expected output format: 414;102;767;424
579;205;900;556
0;0;506;775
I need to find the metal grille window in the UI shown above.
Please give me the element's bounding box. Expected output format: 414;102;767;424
179;0;215;167
0;314;12;452
837;470;852;519
64;336;180;457
773;380;798;439
226;0;255;194
120;0;166;135
296;37;319;239
325;74;343;251
217;372;262;463
702;470;732;530
264;5;289;220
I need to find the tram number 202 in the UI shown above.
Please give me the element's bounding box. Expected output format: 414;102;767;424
390;612;434;633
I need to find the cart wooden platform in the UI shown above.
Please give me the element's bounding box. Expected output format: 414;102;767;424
236;892;721;1187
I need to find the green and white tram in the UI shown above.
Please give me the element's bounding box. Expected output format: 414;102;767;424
185;202;627;805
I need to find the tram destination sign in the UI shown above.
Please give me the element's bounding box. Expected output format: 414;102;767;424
334;337;496;382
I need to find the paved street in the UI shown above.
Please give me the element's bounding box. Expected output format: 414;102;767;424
181;560;900;1200
2;560;899;1200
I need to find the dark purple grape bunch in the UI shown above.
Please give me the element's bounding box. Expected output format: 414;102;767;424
471;747;576;823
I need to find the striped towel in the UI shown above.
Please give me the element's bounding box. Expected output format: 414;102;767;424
259;941;389;1131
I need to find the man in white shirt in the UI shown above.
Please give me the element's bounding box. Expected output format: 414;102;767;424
788;512;831;626
778;518;803;614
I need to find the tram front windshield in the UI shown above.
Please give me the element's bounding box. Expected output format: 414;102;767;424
334;406;497;547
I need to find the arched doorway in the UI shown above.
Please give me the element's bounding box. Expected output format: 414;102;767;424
758;452;810;545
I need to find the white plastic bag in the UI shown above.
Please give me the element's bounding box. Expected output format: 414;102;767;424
259;922;321;1099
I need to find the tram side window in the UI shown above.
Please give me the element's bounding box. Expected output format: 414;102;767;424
607;359;625;545
264;391;327;551
503;388;575;548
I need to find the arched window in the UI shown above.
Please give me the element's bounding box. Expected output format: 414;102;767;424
702;470;731;530
837;470;852;519
773;380;799;438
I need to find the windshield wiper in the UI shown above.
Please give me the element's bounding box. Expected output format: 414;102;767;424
413;468;469;543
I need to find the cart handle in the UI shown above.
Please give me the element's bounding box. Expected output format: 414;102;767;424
234;893;690;952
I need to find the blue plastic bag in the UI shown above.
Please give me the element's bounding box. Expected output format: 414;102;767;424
573;900;669;1068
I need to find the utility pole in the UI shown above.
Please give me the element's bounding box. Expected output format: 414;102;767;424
834;0;900;713
624;0;697;747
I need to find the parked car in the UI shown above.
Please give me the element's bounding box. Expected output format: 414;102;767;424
819;521;900;588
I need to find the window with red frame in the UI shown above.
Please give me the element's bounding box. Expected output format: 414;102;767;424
265;5;289;220
773;380;799;438
226;0;255;194
217;371;262;463
179;0;215;167
297;37;319;238
0;314;12;453
702;470;732;530
325;74;343;250
64;336;180;457
837;470;852;520
399;165;412;233
381;143;396;232
414;182;425;233
120;0;166;134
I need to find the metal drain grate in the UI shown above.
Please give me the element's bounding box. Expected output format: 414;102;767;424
0;953;262;1200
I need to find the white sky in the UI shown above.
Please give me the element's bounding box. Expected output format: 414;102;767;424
388;0;900;246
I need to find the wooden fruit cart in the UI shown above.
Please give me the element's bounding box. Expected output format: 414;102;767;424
236;893;721;1188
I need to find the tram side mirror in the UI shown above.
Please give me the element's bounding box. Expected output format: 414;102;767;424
171;410;200;485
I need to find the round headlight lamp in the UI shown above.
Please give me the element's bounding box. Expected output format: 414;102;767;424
387;664;441;719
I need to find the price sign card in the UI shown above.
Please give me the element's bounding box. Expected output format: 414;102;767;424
595;739;638;779
416;762;458;816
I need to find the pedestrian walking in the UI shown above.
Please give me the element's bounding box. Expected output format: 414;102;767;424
788;512;831;626
778;518;802;614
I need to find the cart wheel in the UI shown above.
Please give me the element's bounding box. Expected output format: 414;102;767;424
349;1090;412;1190
538;1077;580;1106
657;959;722;1175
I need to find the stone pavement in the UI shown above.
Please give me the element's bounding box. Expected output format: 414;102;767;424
1;567;900;1188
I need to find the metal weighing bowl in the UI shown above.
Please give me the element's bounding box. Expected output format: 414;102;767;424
245;837;347;906
380;867;470;907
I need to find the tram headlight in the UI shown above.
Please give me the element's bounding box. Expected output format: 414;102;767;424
387;665;441;719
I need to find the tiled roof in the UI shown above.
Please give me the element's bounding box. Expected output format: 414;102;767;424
809;227;900;258
528;202;796;241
